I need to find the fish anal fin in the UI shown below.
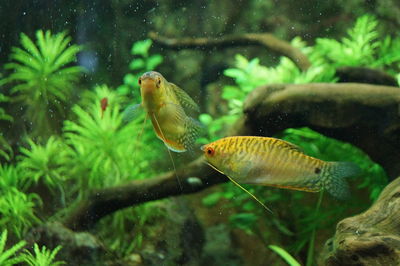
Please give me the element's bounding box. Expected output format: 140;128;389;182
262;183;320;193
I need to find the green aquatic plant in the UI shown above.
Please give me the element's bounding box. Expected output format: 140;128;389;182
63;85;161;194
0;92;13;160
0;164;22;190
0;188;42;239
63;85;164;256
18;137;68;191
117;39;163;97
22;244;65;266
0;229;26;266
2;30;83;137
269;245;301;266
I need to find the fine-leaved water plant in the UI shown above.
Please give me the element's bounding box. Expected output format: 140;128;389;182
0;229;26;266
0;188;42;239
0;92;13;160
117;39;163;97
22;244;65;266
18;137;69;192
2;30;83;138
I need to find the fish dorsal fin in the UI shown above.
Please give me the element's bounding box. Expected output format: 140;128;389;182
273;138;304;153
168;82;200;112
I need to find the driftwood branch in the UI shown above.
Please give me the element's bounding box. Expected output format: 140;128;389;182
149;31;311;71
63;158;227;231
64;82;400;231
336;66;399;87
321;176;400;264
242;82;400;178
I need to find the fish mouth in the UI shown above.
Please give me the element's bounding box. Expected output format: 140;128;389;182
141;79;157;93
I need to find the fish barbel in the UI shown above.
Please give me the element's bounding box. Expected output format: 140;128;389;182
202;136;360;200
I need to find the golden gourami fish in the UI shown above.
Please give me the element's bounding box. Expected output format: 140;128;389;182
202;136;360;210
124;71;201;152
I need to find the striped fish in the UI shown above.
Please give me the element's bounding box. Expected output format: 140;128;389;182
201;136;360;200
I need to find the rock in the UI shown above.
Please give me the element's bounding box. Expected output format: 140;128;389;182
321;177;400;265
138;198;205;266
25;222;109;266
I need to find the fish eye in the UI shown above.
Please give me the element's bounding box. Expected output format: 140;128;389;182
157;78;161;85
138;78;142;85
206;147;215;156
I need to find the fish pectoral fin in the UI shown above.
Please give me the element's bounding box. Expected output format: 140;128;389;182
122;103;142;123
161;103;203;151
169;82;200;112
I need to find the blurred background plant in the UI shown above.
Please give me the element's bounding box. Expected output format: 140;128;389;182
0;92;13;160
0;30;83;139
0;229;26;266
117;39;163;98
21;244;65;266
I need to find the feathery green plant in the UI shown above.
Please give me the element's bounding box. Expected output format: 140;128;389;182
0;230;26;266
0;92;13;160
62;85;165;255
0;188;42;238
2;30;83;138
0;164;22;190
63;85;161;195
22;244;65;266
18;137;69;191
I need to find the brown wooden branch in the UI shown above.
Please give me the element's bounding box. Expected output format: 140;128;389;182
64;82;400;231
149;31;311;71
321;176;400;264
63;158;227;231
242;82;400;178
336;66;398;86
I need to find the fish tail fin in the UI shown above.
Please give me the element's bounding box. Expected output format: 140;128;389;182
323;162;361;200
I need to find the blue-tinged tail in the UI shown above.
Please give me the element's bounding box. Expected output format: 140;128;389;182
323;162;361;200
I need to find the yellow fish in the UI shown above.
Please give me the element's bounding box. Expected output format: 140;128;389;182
124;71;201;152
202;136;360;208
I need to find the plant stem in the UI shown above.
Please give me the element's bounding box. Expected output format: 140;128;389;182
306;190;324;266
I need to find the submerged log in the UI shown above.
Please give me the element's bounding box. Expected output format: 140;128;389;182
321;176;400;265
336;67;399;87
149;32;311;71
63;158;227;231
64;82;400;231
242;82;400;179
